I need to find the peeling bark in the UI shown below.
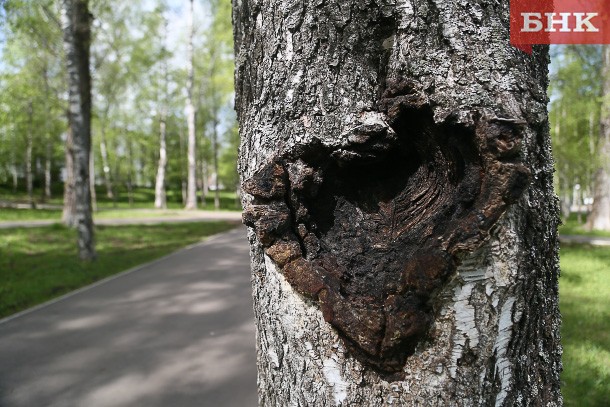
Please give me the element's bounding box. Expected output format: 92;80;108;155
234;0;561;405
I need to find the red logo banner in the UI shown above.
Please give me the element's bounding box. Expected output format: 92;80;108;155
510;0;610;53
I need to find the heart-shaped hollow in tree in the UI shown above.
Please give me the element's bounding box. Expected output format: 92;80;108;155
242;79;531;375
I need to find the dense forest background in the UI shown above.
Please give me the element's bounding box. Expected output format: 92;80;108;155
0;1;607;225
0;0;237;209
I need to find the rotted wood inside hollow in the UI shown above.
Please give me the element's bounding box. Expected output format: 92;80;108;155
242;81;530;374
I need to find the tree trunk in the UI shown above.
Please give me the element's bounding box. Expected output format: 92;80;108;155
154;108;168;209
212;110;220;210
200;158;208;207
99;120;115;200
234;1;562;405
44;141;52;200
185;0;197;209
61;0;96;261
26;102;35;209
154;28;169;210
587;46;610;231
127;138;134;208
43;67;53;201
90;150;97;212
62;125;77;226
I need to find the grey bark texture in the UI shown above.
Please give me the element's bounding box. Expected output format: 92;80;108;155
588;46;610;231
61;0;96;260
234;0;561;405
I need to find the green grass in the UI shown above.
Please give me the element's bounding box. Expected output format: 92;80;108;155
0;207;241;222
0;208;62;221
560;244;610;406
559;213;610;238
0;184;242;212
0;221;236;319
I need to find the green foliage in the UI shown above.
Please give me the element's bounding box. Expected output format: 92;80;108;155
549;46;602;201
0;0;238;203
559;244;610;406
0;221;236;318
0;0;65;187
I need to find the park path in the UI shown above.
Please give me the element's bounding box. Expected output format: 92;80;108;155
0;210;243;229
0;226;257;407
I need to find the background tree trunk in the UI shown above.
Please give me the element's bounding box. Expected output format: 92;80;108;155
587;46;610;231
62;125;76;226
234;0;562;405
99;122;115;200
61;0;96;260
185;0;197;209
154;108;168;209
25;102;34;209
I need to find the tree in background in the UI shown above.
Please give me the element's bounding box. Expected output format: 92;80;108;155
184;0;197;209
0;0;65;206
235;0;561;404
60;0;95;260
0;0;237;212
549;46;602;221
588;46;610;231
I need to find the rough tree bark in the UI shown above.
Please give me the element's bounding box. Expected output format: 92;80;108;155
61;0;96;260
234;0;562;405
185;0;198;209
588;46;610;231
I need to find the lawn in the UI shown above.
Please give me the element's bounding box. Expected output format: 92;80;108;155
0;214;607;405
559;244;610;406
559;213;610;238
0;207;239;222
0;221;236;319
0;185;242;212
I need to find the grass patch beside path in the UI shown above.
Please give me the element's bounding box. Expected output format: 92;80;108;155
560;244;610;406
0;208;241;223
559;213;610;238
0;208;62;222
0;221;236;319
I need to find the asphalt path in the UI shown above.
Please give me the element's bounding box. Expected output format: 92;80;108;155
0;226;257;407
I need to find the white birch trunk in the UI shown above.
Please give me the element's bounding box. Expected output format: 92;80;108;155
154;109;168;209
62;125;76;226
185;0;197;209
26;102;34;209
99;121;114;200
234;0;562;405
61;0;96;260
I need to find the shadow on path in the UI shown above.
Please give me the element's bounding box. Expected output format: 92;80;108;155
0;227;256;407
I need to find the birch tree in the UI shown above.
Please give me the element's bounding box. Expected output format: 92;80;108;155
234;1;562;405
184;0;197;209
61;0;95;260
